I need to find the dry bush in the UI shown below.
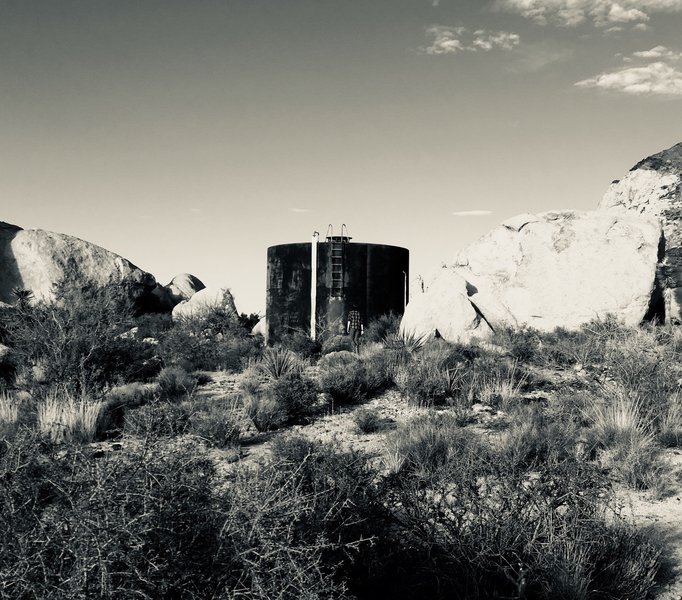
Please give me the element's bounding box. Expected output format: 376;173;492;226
353;408;382;434
318;361;370;405
124;402;190;438
188;398;242;448
242;390;286;432
383;413;477;477
587;387;669;493
157;366;198;400
375;419;662;600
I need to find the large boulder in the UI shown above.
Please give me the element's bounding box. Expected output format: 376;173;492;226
400;267;493;342
0;221;160;309
172;287;238;322
165;273;206;305
599;142;682;321
402;210;662;341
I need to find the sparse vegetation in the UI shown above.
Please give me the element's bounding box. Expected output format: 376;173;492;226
2;294;681;599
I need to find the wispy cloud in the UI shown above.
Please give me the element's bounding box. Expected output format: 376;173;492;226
289;207;311;213
420;26;520;55
576;61;682;95
452;210;493;217
577;45;682;96
495;0;682;28
628;45;682;61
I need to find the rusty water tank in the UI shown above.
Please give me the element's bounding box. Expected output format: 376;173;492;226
266;228;409;341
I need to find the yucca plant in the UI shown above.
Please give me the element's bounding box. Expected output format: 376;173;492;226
257;347;302;380
383;330;427;355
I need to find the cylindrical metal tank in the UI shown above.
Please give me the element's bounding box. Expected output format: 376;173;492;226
266;232;409;342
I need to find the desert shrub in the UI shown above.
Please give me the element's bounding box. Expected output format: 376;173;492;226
373;433;662;600
242;390;285;432
157;366;198;400
657;394;682;447
189;398;242;448
133;311;173;338
587;390;669;492
3;281;160;394
396;362;465;407
588;393;650;447
271;372;319;423
321;334;354;355
125;402;190;438
318;361;369;405
384;413;481;477
353;408;382;433
220;436;382;599
157;325;262;373
363;313;401;344
536;327;595;367
475;359;528;408
0;392;22;440
361;351;396;393
597;432;669;494
0;392;21;427
493;325;541;362
318;350;358;370
37;390;103;444
0;433;230;599
95;383;158;439
279;330;322;359
383;330;427;355
497;404;580;471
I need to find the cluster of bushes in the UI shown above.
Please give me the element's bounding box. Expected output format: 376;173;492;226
0;426;663;599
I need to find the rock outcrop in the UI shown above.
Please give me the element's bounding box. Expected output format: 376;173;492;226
402;210;662;341
599;142;682;321
165;273;206;305
172;287;238;322
0;221;161;309
401;268;493;342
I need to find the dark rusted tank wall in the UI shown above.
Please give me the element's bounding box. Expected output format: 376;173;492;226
266;243;311;341
266;241;409;341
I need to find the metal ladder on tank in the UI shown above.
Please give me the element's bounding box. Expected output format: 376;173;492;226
326;224;348;299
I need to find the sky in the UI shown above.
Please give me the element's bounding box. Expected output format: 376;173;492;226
1;0;681;313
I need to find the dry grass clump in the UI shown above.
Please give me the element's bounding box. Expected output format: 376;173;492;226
37;390;103;444
0;391;21;426
477;359;528;409
587;387;670;494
